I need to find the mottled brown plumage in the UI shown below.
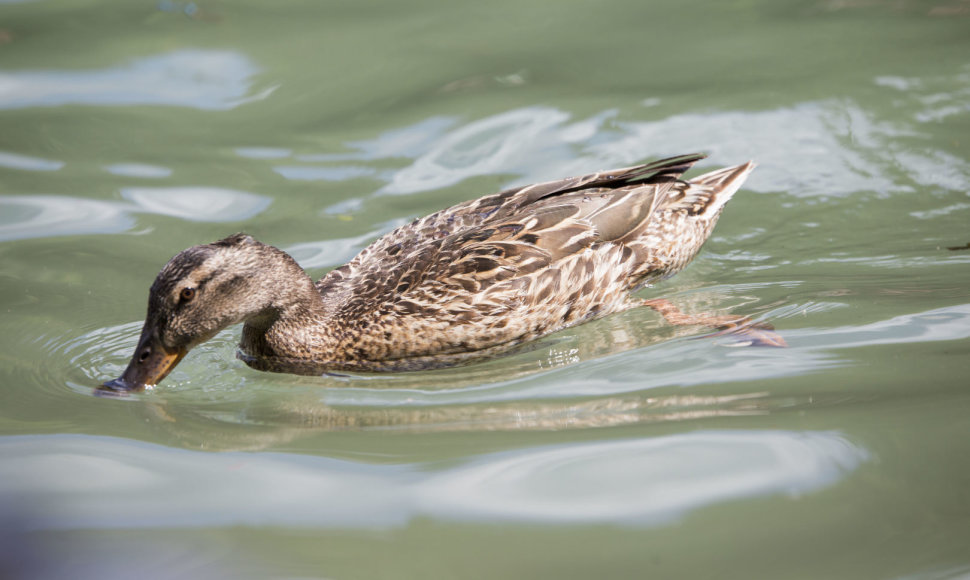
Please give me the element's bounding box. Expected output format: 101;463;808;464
102;153;771;392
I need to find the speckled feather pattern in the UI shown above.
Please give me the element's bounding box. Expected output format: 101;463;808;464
226;154;756;374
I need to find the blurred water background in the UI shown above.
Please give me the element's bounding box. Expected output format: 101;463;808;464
1;0;969;578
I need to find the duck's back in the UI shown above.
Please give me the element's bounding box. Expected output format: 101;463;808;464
310;154;750;370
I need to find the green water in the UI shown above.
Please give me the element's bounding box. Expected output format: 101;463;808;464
2;0;969;578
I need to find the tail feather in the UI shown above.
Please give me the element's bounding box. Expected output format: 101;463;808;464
666;161;755;217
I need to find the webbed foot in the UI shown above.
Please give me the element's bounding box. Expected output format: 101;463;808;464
642;298;787;348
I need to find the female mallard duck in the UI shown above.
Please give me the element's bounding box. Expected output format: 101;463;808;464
102;153;782;393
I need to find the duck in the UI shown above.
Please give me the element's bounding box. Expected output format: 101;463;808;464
101;153;783;393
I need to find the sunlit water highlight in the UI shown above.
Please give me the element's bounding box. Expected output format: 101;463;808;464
0;430;868;529
260;99;969;202
0;49;274;110
0;188;271;241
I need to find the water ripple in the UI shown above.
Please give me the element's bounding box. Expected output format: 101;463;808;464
0;430;869;529
0;49;275;110
379;107;572;195
417;430;869;525
56;321;145;398
0;150;64;171
0;188;271;241
120;186;270;222
234;147;292;159
54;321;242;398
252;98;968;200
0;196;134;241
273;165;376;182
103;163;173;178
875;66;970;123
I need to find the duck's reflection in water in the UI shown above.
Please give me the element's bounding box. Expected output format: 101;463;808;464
140;389;775;452
129;291;787;451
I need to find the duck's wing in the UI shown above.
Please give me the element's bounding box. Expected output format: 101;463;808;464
488;152;705;216
320;155;708;325
317;153;706;297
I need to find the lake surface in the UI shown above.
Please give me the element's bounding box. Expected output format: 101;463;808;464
1;0;969;578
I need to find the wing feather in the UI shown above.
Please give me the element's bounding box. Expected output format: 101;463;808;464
318;154;707;319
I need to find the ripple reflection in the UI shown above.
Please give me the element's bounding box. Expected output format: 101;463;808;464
0;188;271;241
256;92;968;201
0;49;275;110
417;430;869;524
121;186;270;222
0;196;133;241
0;430;869;529
0;150;64;171
103;163;172;178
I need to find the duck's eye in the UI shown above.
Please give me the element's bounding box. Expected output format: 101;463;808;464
180;287;197;302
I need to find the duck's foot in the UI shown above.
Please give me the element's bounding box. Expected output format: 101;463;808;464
641;298;787;348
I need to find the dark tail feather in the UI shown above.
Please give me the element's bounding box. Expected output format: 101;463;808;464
616;153;708;186
516;153;707;207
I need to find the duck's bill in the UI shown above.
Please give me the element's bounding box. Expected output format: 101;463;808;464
100;338;186;393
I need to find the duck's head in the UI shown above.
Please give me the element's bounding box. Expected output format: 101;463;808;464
100;233;309;393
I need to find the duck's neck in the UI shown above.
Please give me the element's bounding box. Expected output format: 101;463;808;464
236;248;337;363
